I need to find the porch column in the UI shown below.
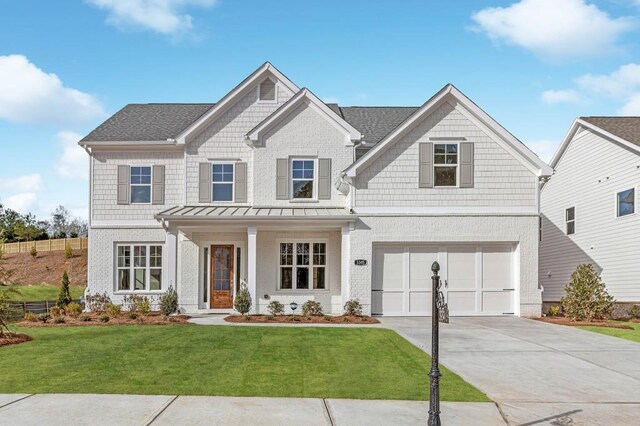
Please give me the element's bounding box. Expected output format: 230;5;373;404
247;226;258;314
341;225;351;306
166;229;178;290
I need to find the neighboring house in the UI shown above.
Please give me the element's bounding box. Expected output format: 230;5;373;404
540;117;640;305
80;62;551;317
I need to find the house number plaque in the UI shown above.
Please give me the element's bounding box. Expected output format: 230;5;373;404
354;259;367;266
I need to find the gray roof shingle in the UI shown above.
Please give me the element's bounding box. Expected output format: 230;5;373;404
581;116;640;147
81;103;215;142
81;102;418;151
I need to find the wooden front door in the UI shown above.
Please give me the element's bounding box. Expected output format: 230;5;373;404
210;245;234;309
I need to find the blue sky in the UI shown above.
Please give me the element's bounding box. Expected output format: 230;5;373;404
1;0;640;220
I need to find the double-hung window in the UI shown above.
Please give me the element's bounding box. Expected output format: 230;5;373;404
566;207;575;235
279;242;326;290
616;188;635;217
130;166;152;203
117;244;163;291
212;163;234;202
291;159;315;199
434;144;458;187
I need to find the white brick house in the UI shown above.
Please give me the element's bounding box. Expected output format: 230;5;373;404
80;62;552;317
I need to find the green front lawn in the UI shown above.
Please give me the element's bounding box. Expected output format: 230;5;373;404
2;284;85;301
0;325;488;401
579;321;640;343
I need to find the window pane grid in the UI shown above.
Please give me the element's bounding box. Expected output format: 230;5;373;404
116;244;163;292
212;163;234;202
565;207;575;235
279;241;327;290
433;144;458;186
292;160;314;199
130;166;152;203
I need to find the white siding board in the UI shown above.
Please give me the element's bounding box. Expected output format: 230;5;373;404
540;129;640;301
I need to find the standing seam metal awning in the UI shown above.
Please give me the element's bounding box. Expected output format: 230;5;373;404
155;206;355;221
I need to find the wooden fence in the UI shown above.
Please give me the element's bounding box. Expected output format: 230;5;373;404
0;237;88;254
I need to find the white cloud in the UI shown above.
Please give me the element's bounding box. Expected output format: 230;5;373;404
87;0;217;35
576;63;640;97
619;93;640;115
323;96;339;104
55;131;88;180
0;174;43;193
472;0;635;59
541;89;584;104
3;193;38;213
0;55;105;125
525;139;559;163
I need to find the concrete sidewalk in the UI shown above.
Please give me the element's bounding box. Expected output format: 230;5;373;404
0;394;505;425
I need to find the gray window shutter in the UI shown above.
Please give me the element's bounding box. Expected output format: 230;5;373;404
235;162;247;203
459;142;474;188
418;143;433;188
152;165;165;205
117;165;130;205
199;162;211;203
276;159;289;200
318;158;331;200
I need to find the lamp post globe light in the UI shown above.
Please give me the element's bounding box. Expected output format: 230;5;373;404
290;302;298;314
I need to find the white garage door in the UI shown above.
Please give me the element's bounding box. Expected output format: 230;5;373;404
372;244;515;316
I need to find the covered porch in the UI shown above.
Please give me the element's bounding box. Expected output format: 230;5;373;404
156;206;356;314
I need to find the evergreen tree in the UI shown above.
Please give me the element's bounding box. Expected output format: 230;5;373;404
56;271;72;308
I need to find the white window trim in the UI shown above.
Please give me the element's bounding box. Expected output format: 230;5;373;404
615;187;636;219
257;77;278;104
433;142;460;188
130;165;153;205
115;243;165;294
276;239;329;292
290;157;318;201
211;161;235;203
565;206;576;235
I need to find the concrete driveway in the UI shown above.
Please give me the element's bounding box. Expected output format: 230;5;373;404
381;316;640;425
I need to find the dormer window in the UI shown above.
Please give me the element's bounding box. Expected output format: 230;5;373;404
259;78;276;102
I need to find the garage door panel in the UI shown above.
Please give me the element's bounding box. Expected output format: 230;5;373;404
483;247;513;290
482;291;513;313
447;291;476;312
373;248;404;291
409;248;438;290
372;291;404;315
448;248;476;290
409;291;431;314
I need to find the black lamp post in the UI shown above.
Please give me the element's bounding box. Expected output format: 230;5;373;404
428;261;448;426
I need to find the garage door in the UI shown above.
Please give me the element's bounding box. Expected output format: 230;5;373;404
372;245;515;316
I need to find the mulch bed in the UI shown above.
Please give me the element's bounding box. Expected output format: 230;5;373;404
534;317;635;330
0;333;32;347
225;314;379;324
18;313;191;327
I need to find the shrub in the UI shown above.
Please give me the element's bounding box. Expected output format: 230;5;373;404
24;312;38;322
343;298;363;316
65;302;82;318
0;286;20;335
547;306;561;317
29;245;37;258
302;300;323;316
99;314;110;323
629;305;640;320
128;312;138;320
38;313;50;323
159;286;178;316
49;306;63;316
561;264;614;321
64;243;73;259
124;294;151;315
56;271;72;308
106;303;122;316
0;247;14;285
267;300;285;316
86;292;111;313
80;313;91;322
53;316;65;324
233;282;252;315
